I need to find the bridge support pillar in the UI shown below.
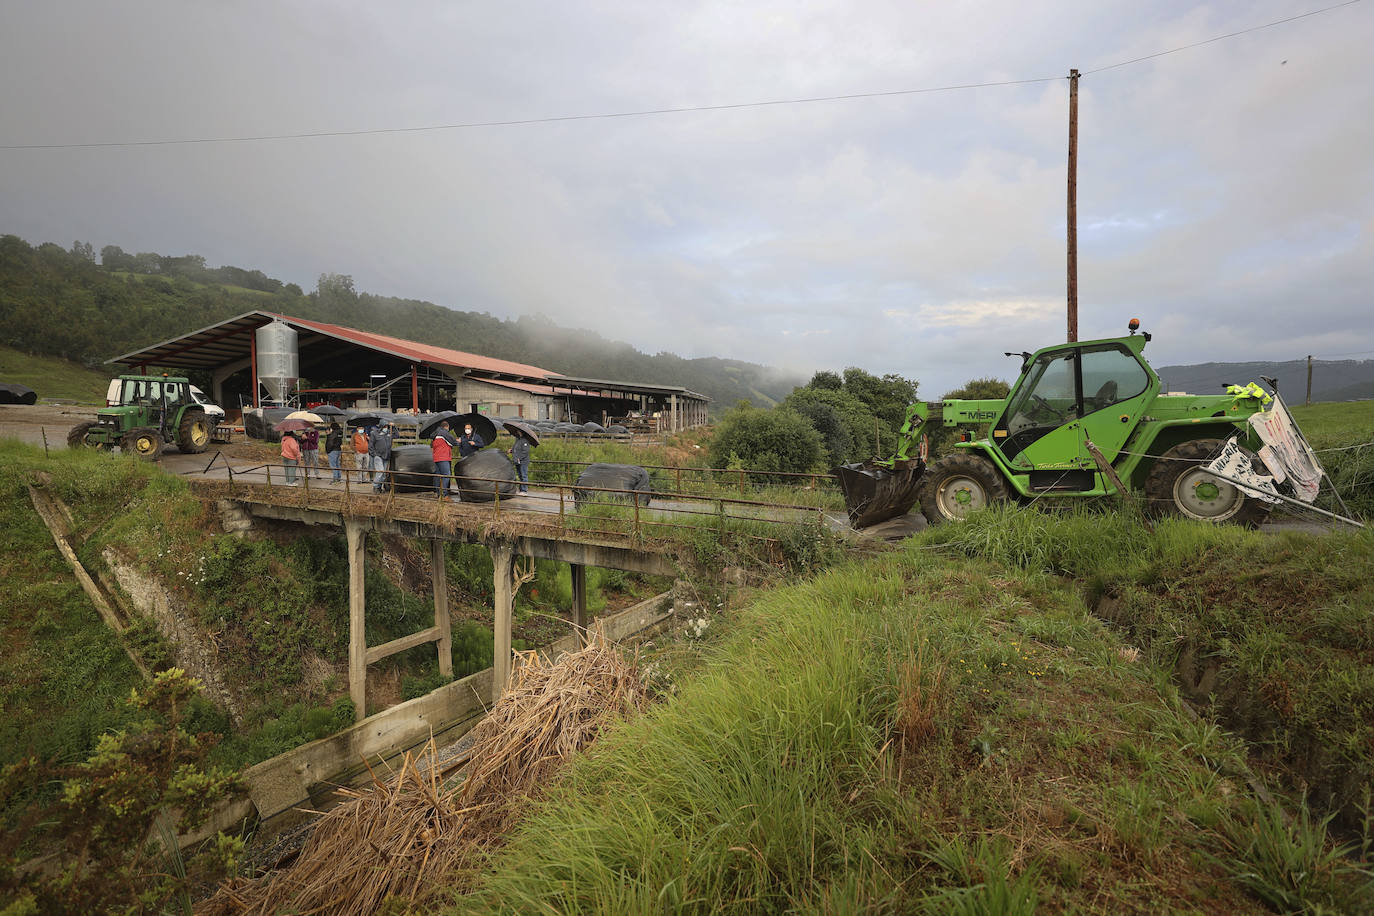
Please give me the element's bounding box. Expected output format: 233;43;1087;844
345;519;368;723
431;539;452;678
570;562;588;646
491;541;514;700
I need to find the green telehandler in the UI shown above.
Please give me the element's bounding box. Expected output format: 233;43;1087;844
67;375;212;460
837;320;1324;528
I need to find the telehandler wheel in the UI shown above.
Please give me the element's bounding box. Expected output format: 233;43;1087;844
177;409;210;454
121;428;163;461
1143;438;1271;528
917;453;1010;524
67;421;97;449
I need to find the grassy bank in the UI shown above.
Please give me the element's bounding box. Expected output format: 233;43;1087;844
922;504;1374;837
0;439;656;782
453;532;1370;913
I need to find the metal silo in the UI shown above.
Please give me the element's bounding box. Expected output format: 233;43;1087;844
256;320;299;405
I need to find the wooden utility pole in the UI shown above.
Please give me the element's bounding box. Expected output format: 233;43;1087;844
1067;68;1080;343
1306;355;1313;406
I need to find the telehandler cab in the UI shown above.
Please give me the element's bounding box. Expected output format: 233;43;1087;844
837;320;1320;528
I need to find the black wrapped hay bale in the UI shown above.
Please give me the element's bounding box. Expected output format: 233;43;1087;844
581;421;605;433
607;424;628;435
244;407;294;442
574;463;653;510
389;445;438;493
454;449;519;502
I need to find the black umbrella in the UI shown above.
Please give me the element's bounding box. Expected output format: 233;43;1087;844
347;414;383;428
456;412;499;447
501;419;541;446
313;404;346;417
417;410;463;440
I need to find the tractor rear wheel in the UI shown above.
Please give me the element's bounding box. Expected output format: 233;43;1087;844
177;409;210;454
121;427;163;461
67;421;97;449
917;452;1010;524
1143;438;1271;527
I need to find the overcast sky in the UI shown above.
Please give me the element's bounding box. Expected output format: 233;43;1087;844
2;1;1370;396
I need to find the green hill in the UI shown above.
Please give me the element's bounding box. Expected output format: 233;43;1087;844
0;235;802;413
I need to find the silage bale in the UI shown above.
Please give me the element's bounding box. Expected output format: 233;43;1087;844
574;463;653;509
454;449;519;502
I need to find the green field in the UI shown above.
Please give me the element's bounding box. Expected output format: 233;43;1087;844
0;345;111;403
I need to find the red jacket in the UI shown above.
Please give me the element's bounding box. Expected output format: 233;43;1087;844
431;430;456;462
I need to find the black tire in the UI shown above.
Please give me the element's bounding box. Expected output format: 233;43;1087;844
121;428;163;460
67;421;97;449
1143;438;1271;527
917;452;1010;524
176;409;210;454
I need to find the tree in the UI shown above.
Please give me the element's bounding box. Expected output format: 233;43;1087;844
944;377;1011;400
70;240;96;262
840;368;918;428
0;669;243;914
808;370;843;391
707;404;822;477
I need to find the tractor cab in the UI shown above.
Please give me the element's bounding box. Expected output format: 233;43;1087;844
989;333;1159;488
70;374;211;458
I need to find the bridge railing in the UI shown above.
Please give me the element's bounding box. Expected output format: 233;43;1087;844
194;459;845;556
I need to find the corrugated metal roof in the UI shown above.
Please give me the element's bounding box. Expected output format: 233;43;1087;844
105;311;705;402
278;314;554;381
108;310;556;382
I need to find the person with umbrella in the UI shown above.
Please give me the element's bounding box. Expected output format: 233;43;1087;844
509;430;534;494
368;419;395;493
300;423;320;478
430;419;458;499
280;430;302;484
324;421;344;483
457;422;484;458
351;424;371;484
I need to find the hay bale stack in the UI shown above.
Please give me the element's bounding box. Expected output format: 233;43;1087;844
201;633;646;915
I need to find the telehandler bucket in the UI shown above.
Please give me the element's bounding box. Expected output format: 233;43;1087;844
835;458;925;528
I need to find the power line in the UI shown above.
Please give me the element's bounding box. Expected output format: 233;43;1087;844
1083;0;1362;74
0;0;1361;151
0;77;1064;151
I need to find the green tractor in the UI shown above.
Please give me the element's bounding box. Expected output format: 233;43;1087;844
68;375;212;460
838;320;1322;527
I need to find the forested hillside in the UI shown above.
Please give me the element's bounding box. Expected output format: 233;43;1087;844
0;235;801;410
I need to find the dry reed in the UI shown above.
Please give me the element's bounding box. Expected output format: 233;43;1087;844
198;632;647;915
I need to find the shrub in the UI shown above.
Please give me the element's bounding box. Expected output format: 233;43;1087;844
707;405;822;477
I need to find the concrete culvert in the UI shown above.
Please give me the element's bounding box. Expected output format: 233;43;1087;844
574;463;653;510
454;449;519;502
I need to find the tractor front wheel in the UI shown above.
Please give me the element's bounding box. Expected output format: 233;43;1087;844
121;428;163;461
177;409;210;454
67;422;98;449
1143;438;1271;527
917;452;1010;524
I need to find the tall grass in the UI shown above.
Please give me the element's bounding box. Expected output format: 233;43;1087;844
453;549;1367;912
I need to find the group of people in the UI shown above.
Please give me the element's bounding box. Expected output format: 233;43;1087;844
279;422;345;484
278;417;533;497
426;419;487;498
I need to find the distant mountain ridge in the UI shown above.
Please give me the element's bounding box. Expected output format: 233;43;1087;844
1154;358;1374;403
0;235;804;412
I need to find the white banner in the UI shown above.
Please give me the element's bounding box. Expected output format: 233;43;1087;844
1206;437;1283;504
1248;396;1323;503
